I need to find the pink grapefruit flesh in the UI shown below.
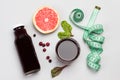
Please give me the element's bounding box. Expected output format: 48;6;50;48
33;6;59;34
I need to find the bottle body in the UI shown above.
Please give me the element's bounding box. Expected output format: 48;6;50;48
14;25;40;75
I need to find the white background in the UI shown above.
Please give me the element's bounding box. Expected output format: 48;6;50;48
0;0;120;80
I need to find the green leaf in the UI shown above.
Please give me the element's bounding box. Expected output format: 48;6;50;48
58;20;73;39
61;21;72;33
58;32;71;39
51;65;67;78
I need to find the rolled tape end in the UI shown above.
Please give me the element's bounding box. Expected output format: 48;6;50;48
95;6;101;10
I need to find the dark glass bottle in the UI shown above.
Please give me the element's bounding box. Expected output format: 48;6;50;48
13;25;40;75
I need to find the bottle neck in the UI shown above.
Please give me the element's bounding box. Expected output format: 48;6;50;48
14;25;28;39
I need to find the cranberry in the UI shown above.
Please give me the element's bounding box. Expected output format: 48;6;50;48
46;56;50;60
49;59;52;63
33;34;36;37
39;42;43;46
46;42;50;47
43;48;46;52
42;43;46;47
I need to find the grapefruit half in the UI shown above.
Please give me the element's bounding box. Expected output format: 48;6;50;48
33;6;59;34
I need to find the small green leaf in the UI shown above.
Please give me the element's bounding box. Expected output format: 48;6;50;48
58;20;73;39
58;32;71;39
51;65;67;78
61;21;72;33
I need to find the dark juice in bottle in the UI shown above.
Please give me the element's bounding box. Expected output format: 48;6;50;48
13;25;40;75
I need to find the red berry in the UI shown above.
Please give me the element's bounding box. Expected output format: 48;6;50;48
49;59;52;63
46;42;50;47
43;48;46;52
46;56;50;60
42;43;45;47
33;34;36;37
39;42;43;46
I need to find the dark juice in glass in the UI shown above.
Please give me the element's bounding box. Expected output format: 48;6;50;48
56;38;80;64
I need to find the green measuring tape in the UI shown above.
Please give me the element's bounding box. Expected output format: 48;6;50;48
69;6;105;71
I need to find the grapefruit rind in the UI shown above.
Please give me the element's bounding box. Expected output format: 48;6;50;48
33;6;60;34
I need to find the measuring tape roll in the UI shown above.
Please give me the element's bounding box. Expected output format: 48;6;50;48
69;6;105;71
